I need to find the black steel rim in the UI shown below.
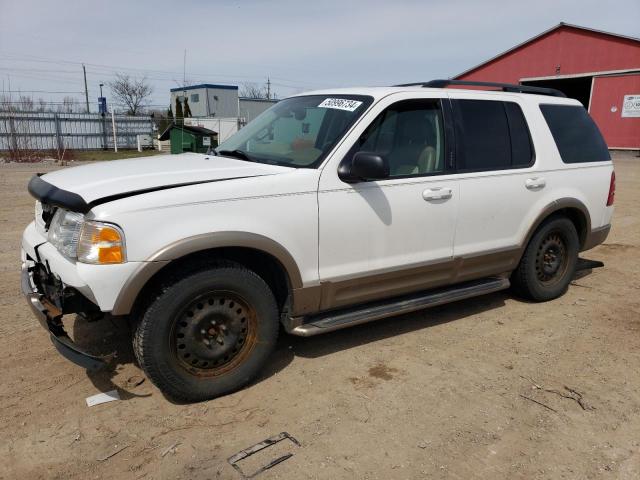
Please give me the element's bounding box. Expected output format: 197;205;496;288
535;232;568;285
171;291;257;377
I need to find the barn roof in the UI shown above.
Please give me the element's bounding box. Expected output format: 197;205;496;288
454;23;640;79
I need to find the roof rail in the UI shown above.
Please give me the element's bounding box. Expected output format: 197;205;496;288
394;79;567;98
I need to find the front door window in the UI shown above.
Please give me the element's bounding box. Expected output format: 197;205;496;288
348;99;446;177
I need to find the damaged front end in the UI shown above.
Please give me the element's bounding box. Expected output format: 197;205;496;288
21;256;110;371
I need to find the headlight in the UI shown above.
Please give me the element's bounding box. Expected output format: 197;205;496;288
47;209;126;264
47;209;84;258
77;221;126;264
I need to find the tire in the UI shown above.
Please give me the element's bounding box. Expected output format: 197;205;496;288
511;216;579;302
133;265;279;402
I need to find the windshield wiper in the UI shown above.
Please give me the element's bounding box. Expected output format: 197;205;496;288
216;149;256;162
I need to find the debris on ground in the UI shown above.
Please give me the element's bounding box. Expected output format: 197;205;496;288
519;394;558;413
228;432;301;478
68;431;81;446
96;444;129;462
520;376;594;411
125;375;145;388
86;390;120;407
161;441;181;457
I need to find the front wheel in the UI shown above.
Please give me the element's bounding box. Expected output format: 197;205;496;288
133;265;279;402
511;216;579;302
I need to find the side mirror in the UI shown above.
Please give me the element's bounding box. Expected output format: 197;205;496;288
338;152;389;183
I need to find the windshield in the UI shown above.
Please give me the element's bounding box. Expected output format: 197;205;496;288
216;95;373;168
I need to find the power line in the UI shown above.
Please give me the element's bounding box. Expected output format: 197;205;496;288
0;66;81;74
3;72;86;85
0;52;342;112
1;89;85;94
0;53;336;90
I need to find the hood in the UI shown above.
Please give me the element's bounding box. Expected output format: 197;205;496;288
34;152;292;210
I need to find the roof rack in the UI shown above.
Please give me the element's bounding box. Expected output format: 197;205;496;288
394;79;567;98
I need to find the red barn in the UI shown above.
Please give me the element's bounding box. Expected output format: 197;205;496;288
455;23;640;150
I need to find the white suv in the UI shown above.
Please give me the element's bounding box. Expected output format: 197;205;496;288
22;80;614;401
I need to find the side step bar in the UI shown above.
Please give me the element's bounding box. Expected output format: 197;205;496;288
290;276;510;337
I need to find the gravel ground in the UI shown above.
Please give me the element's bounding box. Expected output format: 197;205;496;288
0;152;639;480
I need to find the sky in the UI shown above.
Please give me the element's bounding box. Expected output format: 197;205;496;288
0;0;638;112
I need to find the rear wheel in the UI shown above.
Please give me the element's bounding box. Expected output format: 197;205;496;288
511;216;579;302
133;265;279;402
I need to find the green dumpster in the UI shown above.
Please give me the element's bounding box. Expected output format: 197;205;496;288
158;124;218;154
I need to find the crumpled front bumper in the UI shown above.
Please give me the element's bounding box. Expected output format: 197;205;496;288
21;263;108;371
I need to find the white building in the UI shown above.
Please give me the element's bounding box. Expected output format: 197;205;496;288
170;84;277;122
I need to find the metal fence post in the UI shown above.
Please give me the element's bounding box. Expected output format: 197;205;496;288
149;114;154;149
101;113;108;150
111;110;117;153
8;113;18;153
53;113;64;154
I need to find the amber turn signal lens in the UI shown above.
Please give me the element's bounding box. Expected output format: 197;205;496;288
98;246;124;264
77;221;126;264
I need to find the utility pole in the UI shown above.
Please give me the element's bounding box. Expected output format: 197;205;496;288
266;77;271;100
82;64;90;113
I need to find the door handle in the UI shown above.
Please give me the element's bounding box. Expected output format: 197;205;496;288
525;177;546;190
423;187;453;201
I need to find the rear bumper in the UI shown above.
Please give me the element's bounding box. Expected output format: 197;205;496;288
21;264;108;371
582;224;611;251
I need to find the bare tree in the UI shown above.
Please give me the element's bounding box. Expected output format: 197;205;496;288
108;73;153;115
149;108;172;134
183;97;192;118
17;95;34;111
240;82;268;99
0;94;35;112
0;94;10;112
0;102;44;162
59;97;76;113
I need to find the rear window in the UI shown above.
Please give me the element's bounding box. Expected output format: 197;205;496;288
452;99;534;171
540;104;610;163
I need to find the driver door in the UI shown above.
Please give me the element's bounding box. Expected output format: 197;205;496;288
317;94;459;311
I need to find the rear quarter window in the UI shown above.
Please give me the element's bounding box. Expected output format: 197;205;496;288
540;104;610;163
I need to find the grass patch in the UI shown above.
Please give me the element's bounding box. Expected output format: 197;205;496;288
72;150;164;162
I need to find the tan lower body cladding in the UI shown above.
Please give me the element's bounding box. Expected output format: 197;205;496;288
291;247;520;316
291;223;611;317
112;222;609;318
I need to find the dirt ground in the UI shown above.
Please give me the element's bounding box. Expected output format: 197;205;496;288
1;152;639;480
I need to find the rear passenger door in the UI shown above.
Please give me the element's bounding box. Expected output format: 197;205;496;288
449;94;539;279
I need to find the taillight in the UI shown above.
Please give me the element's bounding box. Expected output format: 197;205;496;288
606;171;615;206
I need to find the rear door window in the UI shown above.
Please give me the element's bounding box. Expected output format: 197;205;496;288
540;104;610;163
452;99;534;172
